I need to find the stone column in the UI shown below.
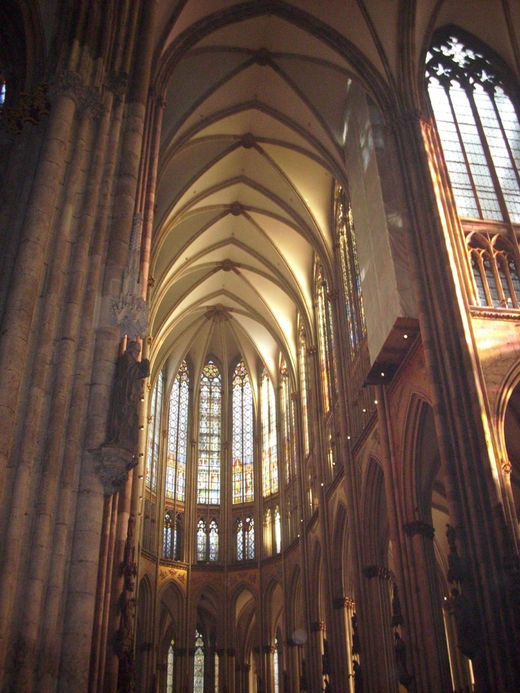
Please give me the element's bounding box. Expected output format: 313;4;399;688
391;109;520;691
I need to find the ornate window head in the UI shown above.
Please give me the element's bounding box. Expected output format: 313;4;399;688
426;31;520;223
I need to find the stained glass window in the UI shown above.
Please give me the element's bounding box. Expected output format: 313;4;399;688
196;519;206;561
264;508;272;556
236;518;244;560
167;639;175;693
274;637;280;693
166;360;189;502
426;33;520;223
163;511;172;558
298;325;310;457
335;184;366;357
261;370;278;497
281;366;296;483
316;267;332;413
245;516;255;560
193;630;204;693
197;361;221;504
232;360;254;504
146;371;164;492
209;519;219;561
236;516;255;561
274;506;281;554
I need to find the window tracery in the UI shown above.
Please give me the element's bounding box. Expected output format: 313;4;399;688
167;639;174;693
235;515;255;561
197;360;222;504
261;369;278;497
426;31;520;308
335;184;366;355
280;365;296;483
193;630;205;693
163;511;182;560
298;324;310;457
146;370;164;492
426;32;520;224
232;359;254;504
166;360;189;502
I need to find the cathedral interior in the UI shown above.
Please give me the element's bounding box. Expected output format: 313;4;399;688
1;1;520;692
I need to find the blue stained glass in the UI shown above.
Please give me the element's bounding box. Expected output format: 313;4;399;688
232;360;254;504
197;361;221;504
166;360;189;502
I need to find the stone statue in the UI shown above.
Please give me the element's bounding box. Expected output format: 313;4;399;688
394;631;413;687
450;588;482;659
353;661;363;693
107;340;149;452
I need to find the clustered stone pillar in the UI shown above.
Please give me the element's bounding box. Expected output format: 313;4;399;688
0;2;158;691
391;110;520;691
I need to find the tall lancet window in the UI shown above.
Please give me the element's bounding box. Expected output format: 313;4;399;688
316;266;334;414
280;365;296;483
335;184;366;356
208;519;219;561
197;360;221;504
426;32;520;223
146;370;164;492
232;360;254;504
236;516;255;560
193;630;205;693
167;639;175;693
166;360;189;502
298;324;310;457
261;369;278;497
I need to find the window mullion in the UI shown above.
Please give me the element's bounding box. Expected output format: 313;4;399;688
467;88;511;223
447;85;484;218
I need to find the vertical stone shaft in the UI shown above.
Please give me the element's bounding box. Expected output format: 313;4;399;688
0;90;78;680
393;110;520;691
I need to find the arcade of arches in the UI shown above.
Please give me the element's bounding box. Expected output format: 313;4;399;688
1;2;520;692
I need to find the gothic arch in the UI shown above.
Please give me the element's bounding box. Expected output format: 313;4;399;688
331;502;348;600
360;456;388;565
401;393;439;522
497;362;520;531
136;575;154;692
231;584;257;666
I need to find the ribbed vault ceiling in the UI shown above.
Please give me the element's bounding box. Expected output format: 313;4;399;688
148;0;514;383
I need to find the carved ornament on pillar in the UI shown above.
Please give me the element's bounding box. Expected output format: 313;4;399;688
333;596;355;609
262;645;275;654
403;520;435;539
1;82;50;134
49;70;106;119
362;565;393;581
93;445;137;495
311;620;326;632
106;71;129;101
111;213;149;338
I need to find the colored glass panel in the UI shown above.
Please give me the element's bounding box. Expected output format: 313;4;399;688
232;360;254;503
166;360;189;502
197;361;221;504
